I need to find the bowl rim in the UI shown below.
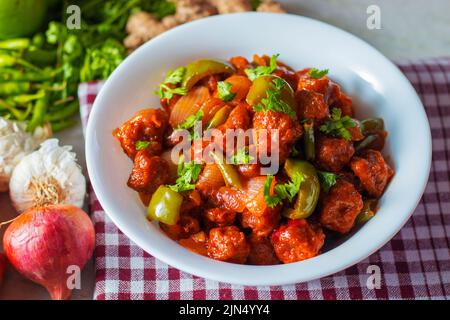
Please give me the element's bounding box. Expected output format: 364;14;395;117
86;12;432;286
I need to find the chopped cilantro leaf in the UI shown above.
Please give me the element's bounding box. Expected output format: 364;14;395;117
165;67;186;84
319;108;357;140
309;68;329;79
244;54;279;81
217;81;236;102
168;155;202;193
178;110;204;130
263;173;303;208
135;140;151;151
155;67;187;101
253;78;296;119
230;148;254;165
317;171;337;192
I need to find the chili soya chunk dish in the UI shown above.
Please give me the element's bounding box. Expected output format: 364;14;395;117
114;54;394;265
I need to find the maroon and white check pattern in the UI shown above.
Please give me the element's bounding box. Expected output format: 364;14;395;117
78;58;450;300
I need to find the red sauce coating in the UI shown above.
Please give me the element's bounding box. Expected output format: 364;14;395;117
271;220;325;264
319;179;364;234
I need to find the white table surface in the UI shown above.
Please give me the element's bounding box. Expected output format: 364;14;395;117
1;0;449;300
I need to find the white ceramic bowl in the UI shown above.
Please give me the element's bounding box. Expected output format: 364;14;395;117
86;13;432;286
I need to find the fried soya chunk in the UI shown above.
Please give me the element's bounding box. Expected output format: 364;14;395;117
114;108;169;159
315;135;355;172
229;56;252;75
350;149;394;198
237;163;261;178
204;208;236;228
253;110;303;164
247;234;280;265
179;231;208;256
271;220;325;264
127;151;169;194
210;186;246;213
207;226;250;264
319;179;364;234
240;208;280;238
295;90;329;122
160;212;200;241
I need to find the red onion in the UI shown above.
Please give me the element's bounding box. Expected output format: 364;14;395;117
3;205;95;300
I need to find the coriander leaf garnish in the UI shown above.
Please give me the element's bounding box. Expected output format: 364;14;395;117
217;81;236;102
263;173;303;208
264;175;283;208
135;140;150;151
165;67;186;84
309;68;329;79
253;78;296;120
274;172;303;202
175;110;204;141
319;108;357;140
244;54;279;81
168;155;202;193
155;67;187;101
178;110;204;130
317;171;337;192
230;148;254;165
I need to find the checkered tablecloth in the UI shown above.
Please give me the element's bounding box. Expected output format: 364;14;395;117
78;58;450;300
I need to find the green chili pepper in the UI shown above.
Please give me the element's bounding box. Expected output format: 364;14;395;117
356;199;378;224
45;100;79;122
0;54;41;72
361;117;384;134
0;82;31;96
283;159;320;220
210;151;242;188
303;121;315;161
0;38;30;50
206;105;232;129
27;96;48;132
50;119;78;133
23;48;57;67
355;134;377;152
182;59;234;90
0;99;26;120
0;67;56;82
11;91;46;105
147;185;183;225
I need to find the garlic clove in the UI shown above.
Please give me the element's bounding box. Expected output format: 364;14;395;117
0;118;51;192
9;138;86;213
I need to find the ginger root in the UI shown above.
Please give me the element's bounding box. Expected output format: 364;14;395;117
124;0;285;51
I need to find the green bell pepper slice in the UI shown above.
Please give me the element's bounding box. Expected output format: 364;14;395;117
283;159;320;220
148;185;183;225
206;105;232;129
182;59;234;90
303;121;315;161
246;74;296;109
356;199;377;224
210;151;242;188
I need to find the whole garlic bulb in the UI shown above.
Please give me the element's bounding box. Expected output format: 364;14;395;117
9;139;86;213
0;118;51;192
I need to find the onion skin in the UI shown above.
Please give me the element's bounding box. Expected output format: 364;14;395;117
3;205;95;300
